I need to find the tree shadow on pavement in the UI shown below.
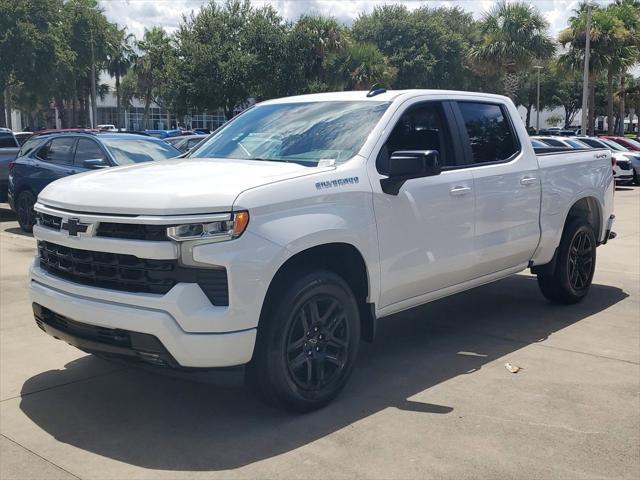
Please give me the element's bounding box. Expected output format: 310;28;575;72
19;274;628;471
0;206;32;238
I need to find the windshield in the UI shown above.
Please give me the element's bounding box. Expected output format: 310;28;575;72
190;101;389;166
101;138;180;164
622;138;640;149
600;139;626;151
564;139;589;148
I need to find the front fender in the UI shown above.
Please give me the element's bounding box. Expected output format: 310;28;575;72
233;166;380;305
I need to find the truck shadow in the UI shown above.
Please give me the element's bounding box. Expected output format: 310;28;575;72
19;274;628;471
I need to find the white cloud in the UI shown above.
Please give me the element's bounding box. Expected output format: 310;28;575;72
99;0;616;37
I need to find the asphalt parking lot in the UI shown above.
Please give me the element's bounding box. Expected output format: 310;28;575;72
0;188;638;480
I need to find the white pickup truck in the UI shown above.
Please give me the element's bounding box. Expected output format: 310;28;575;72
30;90;615;411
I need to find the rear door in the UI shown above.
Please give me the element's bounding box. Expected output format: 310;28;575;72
371;100;476;308
453;101;541;276
31;137;78;193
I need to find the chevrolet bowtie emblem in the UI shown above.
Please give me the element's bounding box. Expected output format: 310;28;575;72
61;218;90;237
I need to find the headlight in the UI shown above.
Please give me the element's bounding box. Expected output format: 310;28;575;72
167;211;249;242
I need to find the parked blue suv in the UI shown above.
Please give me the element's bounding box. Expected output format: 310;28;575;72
8;132;181;232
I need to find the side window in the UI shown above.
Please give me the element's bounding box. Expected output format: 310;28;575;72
379;102;454;170
37;137;76;164
74;138;107;164
0;132;18;148
458;102;519;164
542;138;564;147
19;137;43;157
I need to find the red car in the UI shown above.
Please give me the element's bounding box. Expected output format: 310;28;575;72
601;135;640;151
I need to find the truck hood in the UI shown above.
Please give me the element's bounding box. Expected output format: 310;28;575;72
38;158;332;215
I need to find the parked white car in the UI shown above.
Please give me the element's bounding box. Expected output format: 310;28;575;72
97;124;117;132
574;136;636;184
30;90;614;411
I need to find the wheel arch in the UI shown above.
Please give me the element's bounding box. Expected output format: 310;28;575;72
565;195;602;242
532;195;603;276
259;242;376;342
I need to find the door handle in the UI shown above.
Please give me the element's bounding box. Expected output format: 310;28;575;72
450;186;472;196
520;176;537;185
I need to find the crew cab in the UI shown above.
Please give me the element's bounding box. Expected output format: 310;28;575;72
29;90;615;412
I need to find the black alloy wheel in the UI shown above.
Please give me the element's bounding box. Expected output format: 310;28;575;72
285;295;350;390
567;230;594;291
247;270;360;412
16;190;36;233
536;218;596;304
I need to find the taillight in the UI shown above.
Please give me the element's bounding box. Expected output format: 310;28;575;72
8;160;16;173
611;157;617;167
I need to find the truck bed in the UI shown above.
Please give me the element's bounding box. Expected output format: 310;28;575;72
531;147;614;267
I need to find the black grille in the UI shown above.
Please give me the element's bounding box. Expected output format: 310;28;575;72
617;160;631;170
35;304;132;347
36;212;171;241
38;213;62;230
97;222;170;241
37;241;228;305
33;303;179;368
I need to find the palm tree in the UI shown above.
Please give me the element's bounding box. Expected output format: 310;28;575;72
467;1;555;100
107;27;136;129
610;0;640;134
126;27;171;129
559;3;638;135
293;15;346;91
339;43;397;90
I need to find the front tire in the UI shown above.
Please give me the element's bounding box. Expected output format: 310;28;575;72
16;190;36;233
247;270;360;412
537;218;596;304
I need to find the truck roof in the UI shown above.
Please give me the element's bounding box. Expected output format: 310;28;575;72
260;89;511;105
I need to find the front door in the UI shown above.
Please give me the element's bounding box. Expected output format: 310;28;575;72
370;100;476;309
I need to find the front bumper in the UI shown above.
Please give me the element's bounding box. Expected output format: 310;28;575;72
30;264;257;368
614;173;634;183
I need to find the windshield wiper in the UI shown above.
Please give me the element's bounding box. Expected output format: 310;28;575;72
246;157;290;163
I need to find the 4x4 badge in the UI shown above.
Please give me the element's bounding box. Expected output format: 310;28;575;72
61;218;90;237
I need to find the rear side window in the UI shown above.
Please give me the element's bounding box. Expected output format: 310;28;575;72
0;132;18;148
20;137;45;157
74;138;107;164
541;138;565;147
458;102;519;164
37;137;76;164
579;138;603;149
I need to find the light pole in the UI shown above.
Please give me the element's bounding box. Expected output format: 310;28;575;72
581;3;592;136
90;28;97;129
533;65;543;133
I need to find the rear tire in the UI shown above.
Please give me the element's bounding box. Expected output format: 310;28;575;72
247;270;360;412
633;170;639;186
16;190;36;233
537;218;596;304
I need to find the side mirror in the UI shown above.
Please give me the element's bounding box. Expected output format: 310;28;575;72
380;150;441;195
83;158;108;169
